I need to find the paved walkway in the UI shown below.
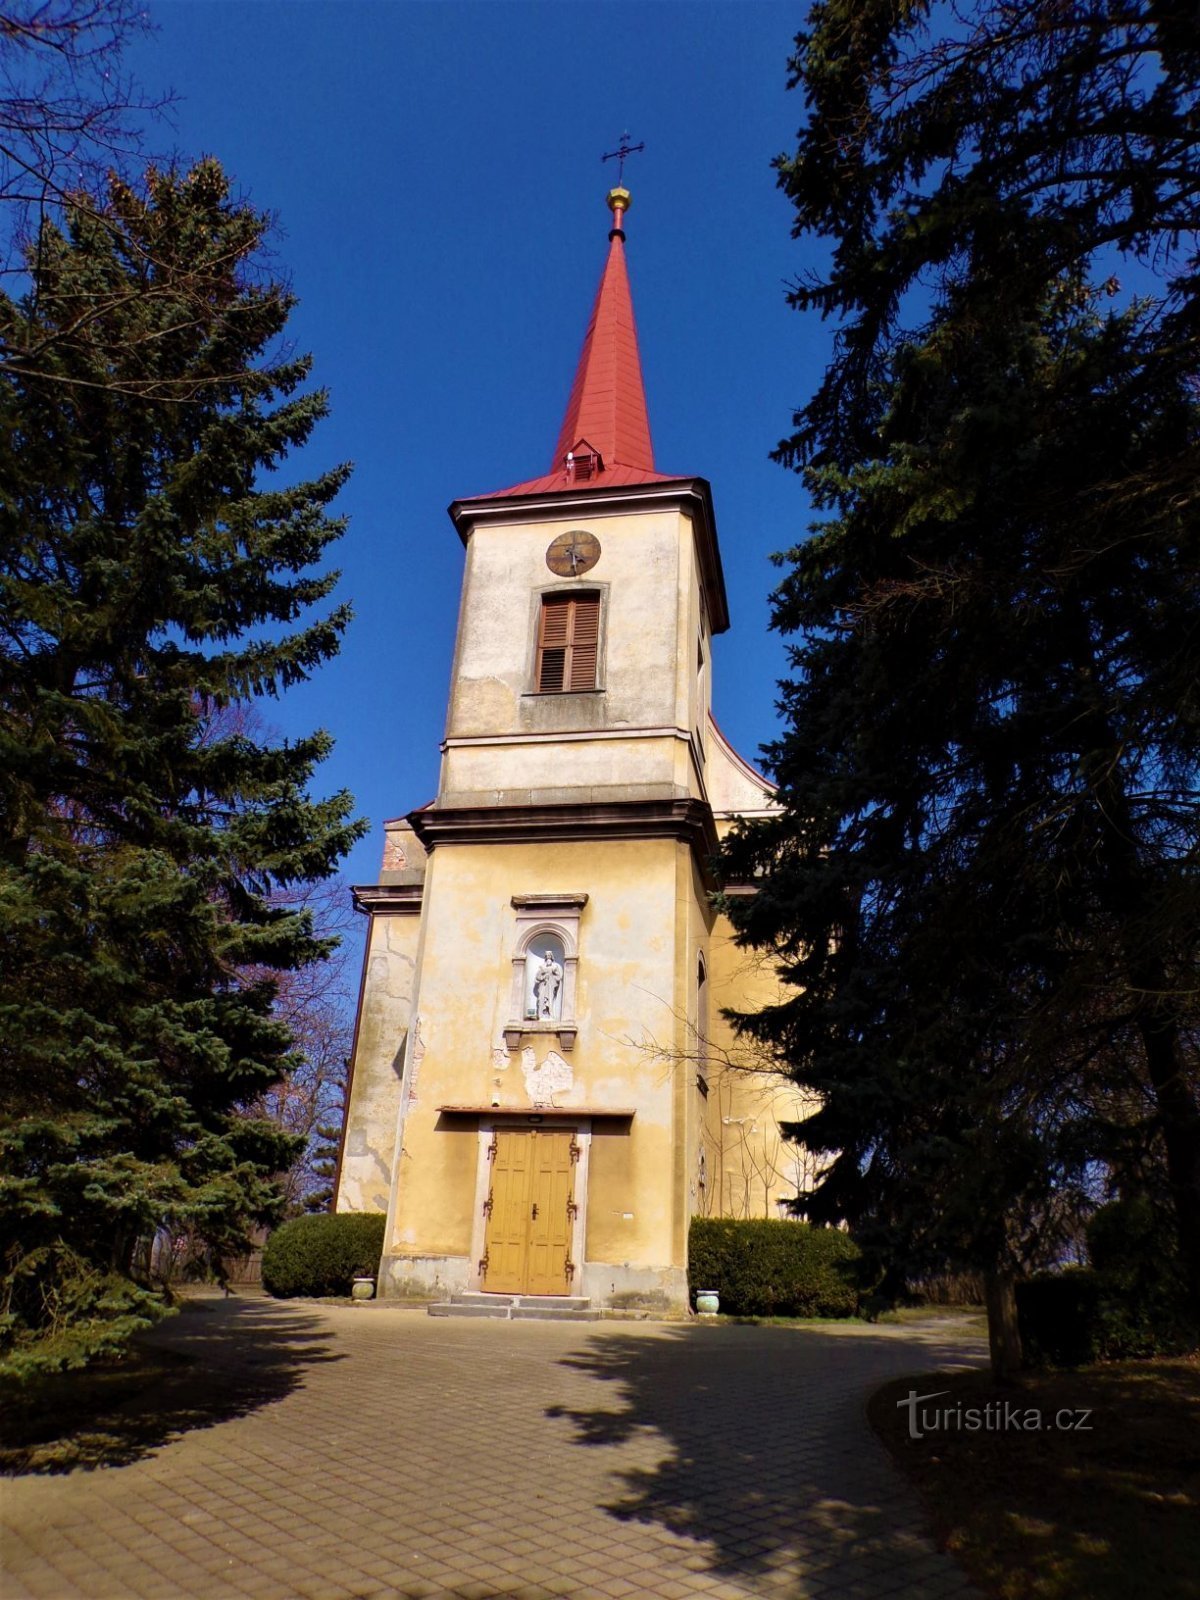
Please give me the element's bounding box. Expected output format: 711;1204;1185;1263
1;1296;984;1600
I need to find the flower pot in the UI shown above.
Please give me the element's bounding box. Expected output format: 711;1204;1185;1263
351;1276;376;1301
695;1290;720;1315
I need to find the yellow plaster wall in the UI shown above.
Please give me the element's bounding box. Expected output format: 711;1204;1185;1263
440;732;686;808
681;854;719;1224
584;1126;636;1262
352;476;801;1295
335;909;421;1215
388;836;693;1274
704;914;817;1217
439;506;710;806
389;1102;478;1257
683;536;712;795
704;715;774;821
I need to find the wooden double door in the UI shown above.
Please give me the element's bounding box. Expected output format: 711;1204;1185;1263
483;1128;576;1296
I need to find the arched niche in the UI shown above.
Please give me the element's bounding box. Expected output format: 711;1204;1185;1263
505;893;587;1052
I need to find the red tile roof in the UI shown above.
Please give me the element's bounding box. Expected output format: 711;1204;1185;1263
474;462;684;499
551;225;654;474
472;201;686;501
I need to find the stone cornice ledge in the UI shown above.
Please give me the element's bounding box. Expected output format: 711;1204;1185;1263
352;883;424;916
437;1105;635;1120
409;798;719;875
511;891;589;911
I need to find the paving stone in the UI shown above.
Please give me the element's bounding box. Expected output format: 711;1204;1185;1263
0;1298;986;1600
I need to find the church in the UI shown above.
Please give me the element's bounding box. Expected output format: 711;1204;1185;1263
333;181;809;1312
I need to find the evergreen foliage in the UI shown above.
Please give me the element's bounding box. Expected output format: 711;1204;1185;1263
1082;1194;1193;1356
306;1118;345;1213
261;1212;386;1299
1015;1273;1105;1369
1024;1194;1193;1366
0;160;364;1375
687;1218;862;1318
722;1;1200;1346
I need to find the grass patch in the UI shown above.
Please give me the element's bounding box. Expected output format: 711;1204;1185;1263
715;1305;986;1335
876;1304;986;1325
870;1356;1200;1600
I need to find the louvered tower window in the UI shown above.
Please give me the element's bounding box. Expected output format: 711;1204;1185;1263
536;593;600;692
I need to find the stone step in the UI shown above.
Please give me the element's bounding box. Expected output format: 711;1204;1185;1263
427;1302;511;1318
511;1295;591;1311
445;1292;592;1310
427;1292;596;1322
510;1306;600;1322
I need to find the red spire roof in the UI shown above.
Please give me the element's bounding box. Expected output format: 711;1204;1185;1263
551;210;655;475
472;188;686;501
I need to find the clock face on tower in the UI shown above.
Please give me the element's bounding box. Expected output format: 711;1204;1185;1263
545;530;601;577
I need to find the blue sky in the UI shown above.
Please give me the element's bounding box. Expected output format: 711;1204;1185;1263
126;2;827;900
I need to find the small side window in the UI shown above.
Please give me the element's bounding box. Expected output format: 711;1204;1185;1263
537;593;600;692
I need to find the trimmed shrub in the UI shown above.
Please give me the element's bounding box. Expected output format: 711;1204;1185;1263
688;1217;862;1318
1016;1270;1104;1367
1085;1195;1194;1350
1017;1199;1198;1366
261;1213;386;1298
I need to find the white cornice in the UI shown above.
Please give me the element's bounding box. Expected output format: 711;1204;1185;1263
442;724;689;751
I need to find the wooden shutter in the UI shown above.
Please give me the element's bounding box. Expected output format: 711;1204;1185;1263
568;595;599;689
537;596;570;691
537;594;600;692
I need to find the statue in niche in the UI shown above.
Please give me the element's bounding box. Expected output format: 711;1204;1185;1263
532;949;563;1020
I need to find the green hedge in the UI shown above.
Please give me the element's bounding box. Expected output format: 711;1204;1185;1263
261;1213;386;1298
1016;1270;1105;1367
688;1217;862;1318
1018;1197;1197;1366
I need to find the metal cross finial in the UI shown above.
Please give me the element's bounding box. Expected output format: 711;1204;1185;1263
602;131;645;186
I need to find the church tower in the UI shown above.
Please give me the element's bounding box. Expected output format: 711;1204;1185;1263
335;185;802;1311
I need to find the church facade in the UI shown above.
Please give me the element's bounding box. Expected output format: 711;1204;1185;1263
333;185;809;1311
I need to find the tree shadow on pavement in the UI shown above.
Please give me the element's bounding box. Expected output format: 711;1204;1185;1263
0;1296;341;1476
547;1322;981;1598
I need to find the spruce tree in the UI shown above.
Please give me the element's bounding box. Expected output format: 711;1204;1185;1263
0;160;364;1373
724;1;1199;1367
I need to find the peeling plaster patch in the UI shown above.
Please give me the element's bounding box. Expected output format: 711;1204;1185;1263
407;1016;426;1105
362;953;415;1031
382;928;416;991
520;1045;573;1106
491;1046;511;1073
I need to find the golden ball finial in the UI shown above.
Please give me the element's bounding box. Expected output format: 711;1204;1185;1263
607;185;632;216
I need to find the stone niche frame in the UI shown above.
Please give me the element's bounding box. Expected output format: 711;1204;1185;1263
505;892;588;1052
